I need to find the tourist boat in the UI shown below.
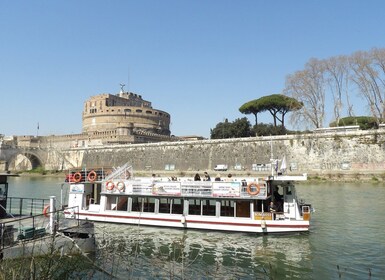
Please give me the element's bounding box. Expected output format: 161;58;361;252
64;162;313;234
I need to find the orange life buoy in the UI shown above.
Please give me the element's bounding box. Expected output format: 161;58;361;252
73;172;82;183
106;180;115;191
87;170;97;182
247;182;260;196
116;181;125;191
43;204;50;217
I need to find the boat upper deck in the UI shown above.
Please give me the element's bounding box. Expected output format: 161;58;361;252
67;163;307;201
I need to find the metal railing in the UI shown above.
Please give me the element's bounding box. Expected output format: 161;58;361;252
6;197;51;217
0;206;81;252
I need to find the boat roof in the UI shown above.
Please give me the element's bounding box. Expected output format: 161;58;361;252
266;174;307;183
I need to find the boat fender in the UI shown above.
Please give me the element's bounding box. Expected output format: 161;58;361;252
261;218;266;229
106;181;115;191
73;172;82;183
117;181;125;192
43;204;50;218
247;183;260;196
87;170;97;182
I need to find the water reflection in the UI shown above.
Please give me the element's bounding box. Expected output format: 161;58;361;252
6;177;385;279
93;224;312;279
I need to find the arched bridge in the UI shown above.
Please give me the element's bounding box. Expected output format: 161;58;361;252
0;147;49;171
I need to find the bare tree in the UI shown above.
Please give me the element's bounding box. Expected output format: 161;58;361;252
349;49;385;123
324;55;353;125
285;58;326;129
370;48;385;120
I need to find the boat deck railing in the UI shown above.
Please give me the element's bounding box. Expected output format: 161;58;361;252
104;162;133;181
6;197;51;217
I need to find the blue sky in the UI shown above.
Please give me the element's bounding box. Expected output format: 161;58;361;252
1;1;384;138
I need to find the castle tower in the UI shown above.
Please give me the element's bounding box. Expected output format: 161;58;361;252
82;90;171;137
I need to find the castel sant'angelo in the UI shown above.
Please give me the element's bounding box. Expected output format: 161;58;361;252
80;87;174;144
4;86;183;150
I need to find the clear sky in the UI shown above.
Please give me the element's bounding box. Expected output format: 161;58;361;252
1;1;384;138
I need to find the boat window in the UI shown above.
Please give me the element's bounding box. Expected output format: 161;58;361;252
220;200;235;217
236;200;250;218
107;196;128;211
131;197;156;212
131;197;141;212
188;199;201;215
286;186;292;195
253;200;265;212
202;199;216;216
171;199;183;214
159;198;171;214
115;196;128;211
142;197;155;212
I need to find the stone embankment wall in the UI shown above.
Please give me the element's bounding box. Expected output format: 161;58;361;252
49;129;385;178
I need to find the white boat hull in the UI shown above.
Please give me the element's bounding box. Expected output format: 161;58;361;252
73;210;309;234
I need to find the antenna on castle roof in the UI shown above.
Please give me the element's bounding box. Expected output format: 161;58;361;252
120;83;125;94
127;67;130;94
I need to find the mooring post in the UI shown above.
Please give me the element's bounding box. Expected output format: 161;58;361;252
49;196;56;235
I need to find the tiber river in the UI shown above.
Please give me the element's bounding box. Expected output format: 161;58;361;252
6;176;385;279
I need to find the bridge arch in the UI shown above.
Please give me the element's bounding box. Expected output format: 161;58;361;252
7;152;44;171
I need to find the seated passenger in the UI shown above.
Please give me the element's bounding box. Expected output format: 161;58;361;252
203;172;211;181
194;173;201;181
215;174;221;181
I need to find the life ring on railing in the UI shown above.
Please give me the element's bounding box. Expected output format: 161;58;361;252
87;170;97;182
106;180;115;191
247;182;260;196
43;204;50;217
116;181;125;192
73;172;82;183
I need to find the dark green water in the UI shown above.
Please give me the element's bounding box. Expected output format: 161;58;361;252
7;177;385;279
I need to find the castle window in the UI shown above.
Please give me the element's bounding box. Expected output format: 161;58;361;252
89;108;97;114
146;110;152;114
136;109;142;113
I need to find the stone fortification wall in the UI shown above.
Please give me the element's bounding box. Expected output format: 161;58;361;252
51;129;385;175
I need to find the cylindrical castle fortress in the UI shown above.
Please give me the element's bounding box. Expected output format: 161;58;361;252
82;90;171;136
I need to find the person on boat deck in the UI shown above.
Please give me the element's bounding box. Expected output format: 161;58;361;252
203;172;211;181
171;176;178;181
225;174;233;182
194;173;201;181
268;201;277;212
215;174;221;181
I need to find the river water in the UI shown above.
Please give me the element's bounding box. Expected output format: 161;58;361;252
6;176;385;279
